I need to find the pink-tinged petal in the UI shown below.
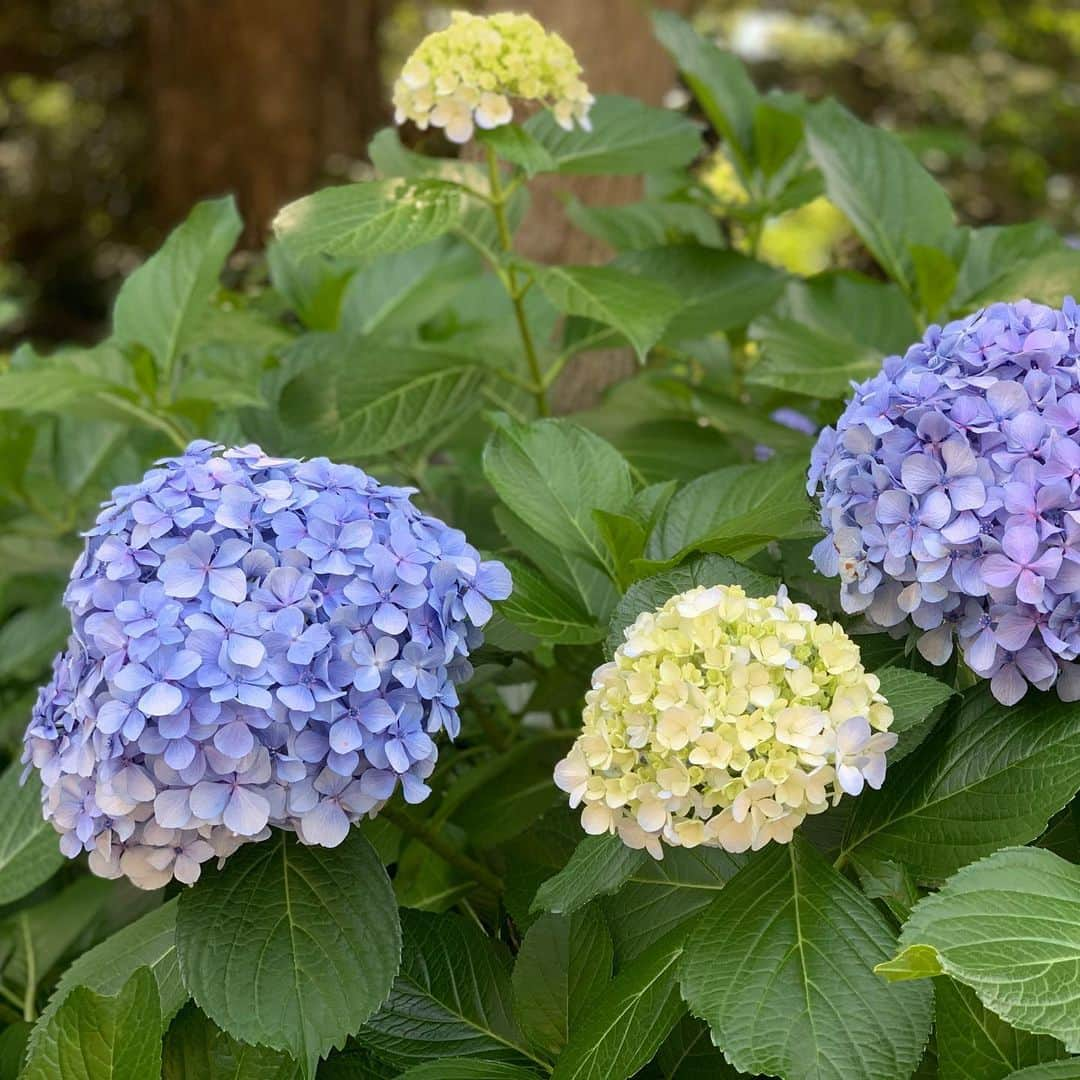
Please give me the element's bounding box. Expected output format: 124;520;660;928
916;624;954;665
154;788;193;829
1002;482;1036;515
1030;547;1064;577
208;566;248;603
965;627;999;673
300;800;350;847
138;682;183;717
981;554;1020;589
994;612;1035;651
900;455;942;495
189;780;230;821
224;786;270;836
329;717;364;755
1017;646;1057;685
947;476;986;512
1002;526;1039;565
919;491;952;530
1052;560;1080;593
941;438;977;477
941;512;980;544
991;664;1027;706
1015;568;1045;607
875;490;911;524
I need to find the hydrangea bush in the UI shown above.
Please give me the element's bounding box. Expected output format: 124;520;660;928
1;10;1079;1080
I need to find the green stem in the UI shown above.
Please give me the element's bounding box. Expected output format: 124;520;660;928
20;914;36;1022
484;146;549;417
381;804;504;894
541;328;619;390
98;393;191;451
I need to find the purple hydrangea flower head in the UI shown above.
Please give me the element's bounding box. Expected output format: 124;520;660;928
809;298;1080;705
23;441;511;889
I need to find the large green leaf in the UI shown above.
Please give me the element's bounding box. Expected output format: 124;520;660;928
652;12;758;172
23;967;162;1080
524;95;702;176
273;179;465;260
536;264;682;361
176;830;400;1066
550;925;688;1080
397;1063;542;1080
497;558;604;646
275;336;489;457
113;196;243;380
602;846;744;964
531;833;645;916
1004;1063;1080;1079
0;761;64;904
874;667;955;763
606;553;776;658
841;686;1080;882
935;977;1065;1080
806;100;954;294
511;906;613;1058
653;1016;744;1079
880;848;1080;1053
565;198;722;251
616;246;786;340
680;837;932;1080
358;910;540;1070
484;416;634;580
965;249;1080;308
641;457;818;569
163;1003;301;1079
950;223;1062;310
0;605;69;681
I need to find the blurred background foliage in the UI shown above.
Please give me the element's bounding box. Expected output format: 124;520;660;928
2;0;1078;352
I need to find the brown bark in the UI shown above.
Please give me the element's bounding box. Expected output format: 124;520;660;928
483;0;696;410
146;0;389;243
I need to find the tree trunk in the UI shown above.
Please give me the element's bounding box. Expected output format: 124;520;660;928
146;0;388;243
484;0;696;410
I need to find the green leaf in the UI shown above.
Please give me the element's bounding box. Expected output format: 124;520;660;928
641;457;818;569
564;198;722;252
266;240;352;331
536;264;682;361
483;416;634;580
935;977;1066;1080
0;1021;30;1078
0;762;64;904
965;249;1080;308
1004;1062;1080;1080
880;847;1080;1053
0;368;120;413
806;100;954;293
550;924;689;1080
511;907;613;1058
393;831;474;914
496;559;603;646
602;846;745;964
478;125;555;176
176;830;400;1066
0;604;69;680
616;246;786;340
651;12;758;173
524;95;702;176
274;336;489;457
950;223;1062;310
748;316;884;399
113;196;243;379
358;910;538;1070
606;553;776;659
397;1063;542;1080
852;854;921;924
273;179;465;260
911;243;959;321
27;899;185;1067
163;1003;301;1079
653;1016;745;1079
874;667;955;763
531;834;645;916
23;967;162;1080
680;837;933;1080
841;685;1080;881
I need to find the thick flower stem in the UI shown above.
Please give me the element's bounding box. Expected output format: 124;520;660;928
484;145;549;417
382;803;504;894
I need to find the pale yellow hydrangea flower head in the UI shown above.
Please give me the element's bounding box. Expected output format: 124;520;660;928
393;11;594;144
555;584;896;858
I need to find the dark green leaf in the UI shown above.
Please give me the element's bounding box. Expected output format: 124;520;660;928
680;837;932;1080
531;834;645;916
874;667;955;763
0;1021;30;1078
176;830;400;1065
0;762;64;905
525;95;702;176
842;685;1080;882
950;223;1061;310
965;249;1080;308
478;125;555;176
1003;1062;1080;1080
397;1062;542;1080
497;559;604;646
911;243;959;321
654;1016;744;1079
564;198;721;251
163;1003;301;1079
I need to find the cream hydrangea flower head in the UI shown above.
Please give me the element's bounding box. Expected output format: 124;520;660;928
393;11;594;144
554;584;896;858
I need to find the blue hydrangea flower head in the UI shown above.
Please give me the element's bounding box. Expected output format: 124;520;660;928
23;442;511;888
809;298;1080;705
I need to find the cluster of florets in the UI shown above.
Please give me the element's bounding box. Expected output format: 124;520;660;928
392;11;593;144
22;442;510;889
809;298;1080;705
553;584;895;858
